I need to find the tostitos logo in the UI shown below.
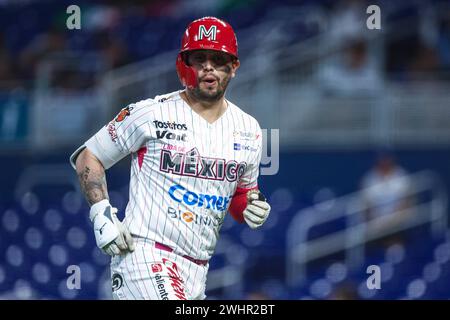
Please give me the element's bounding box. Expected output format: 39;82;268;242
153;120;188;131
168;184;231;212
115;105;133;122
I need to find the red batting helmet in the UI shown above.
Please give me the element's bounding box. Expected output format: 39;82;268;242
176;16;238;89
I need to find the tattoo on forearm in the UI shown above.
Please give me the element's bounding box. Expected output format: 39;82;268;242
78;166;109;206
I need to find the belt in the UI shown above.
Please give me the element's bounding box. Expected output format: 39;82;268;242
155;242;208;266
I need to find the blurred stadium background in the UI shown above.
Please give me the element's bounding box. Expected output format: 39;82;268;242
1;0;450;300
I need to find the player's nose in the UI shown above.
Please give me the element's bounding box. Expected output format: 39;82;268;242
201;57;215;71
202;61;214;71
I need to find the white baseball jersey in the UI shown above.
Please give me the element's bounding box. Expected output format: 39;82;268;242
71;90;262;261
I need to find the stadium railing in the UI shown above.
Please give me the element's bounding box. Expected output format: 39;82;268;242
286;170;448;287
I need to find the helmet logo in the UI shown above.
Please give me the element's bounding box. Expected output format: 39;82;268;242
198;25;217;41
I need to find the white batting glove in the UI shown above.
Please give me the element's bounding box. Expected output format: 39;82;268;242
243;190;271;229
89;199;135;256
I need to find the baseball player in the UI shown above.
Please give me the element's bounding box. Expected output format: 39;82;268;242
70;16;271;300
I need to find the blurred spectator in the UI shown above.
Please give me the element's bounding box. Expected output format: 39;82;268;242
318;0;383;96
0;32;21;90
94;31;131;70
359;152;415;246
83;5;122;31
436;9;450;79
327;0;368;44
416;2;450;80
385;2;450;81
408;43;440;80
51;69;95;91
318;36;383;96
19;27;67;81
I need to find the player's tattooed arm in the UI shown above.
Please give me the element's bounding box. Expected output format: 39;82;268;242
75;149;109;206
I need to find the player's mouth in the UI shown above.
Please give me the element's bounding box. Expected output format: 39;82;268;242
201;76;218;86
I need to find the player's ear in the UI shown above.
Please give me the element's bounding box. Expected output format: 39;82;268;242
231;59;240;78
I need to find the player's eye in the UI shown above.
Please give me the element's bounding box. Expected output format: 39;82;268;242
188;52;231;67
191;53;207;64
212;54;228;66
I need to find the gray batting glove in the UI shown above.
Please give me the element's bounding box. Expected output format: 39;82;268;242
243;190;271;229
89;199;135;256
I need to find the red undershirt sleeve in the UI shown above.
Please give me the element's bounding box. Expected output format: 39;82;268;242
228;186;258;223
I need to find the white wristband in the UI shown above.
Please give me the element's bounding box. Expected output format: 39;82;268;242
89;199;111;222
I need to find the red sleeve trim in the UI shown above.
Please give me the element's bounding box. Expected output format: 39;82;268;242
228;186;258;223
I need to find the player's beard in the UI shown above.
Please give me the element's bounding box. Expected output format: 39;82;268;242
191;66;232;102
